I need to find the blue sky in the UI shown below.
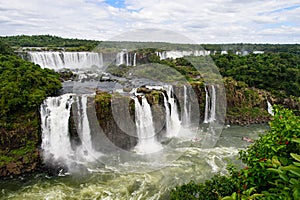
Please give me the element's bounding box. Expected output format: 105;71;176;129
105;0;126;8
0;0;299;43
270;4;300;14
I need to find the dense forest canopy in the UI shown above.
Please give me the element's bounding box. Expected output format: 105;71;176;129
1;35;300;54
0;35;99;50
0;41;61;122
136;51;299;98
212;53;300;97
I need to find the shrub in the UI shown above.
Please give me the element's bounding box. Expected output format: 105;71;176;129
170;175;236;200
226;105;300;199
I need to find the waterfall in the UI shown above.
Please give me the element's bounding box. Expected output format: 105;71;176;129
204;86;210;123
75;95;100;161
145;85;181;137
126;52;129;66
41;94;100;171
116;51;125;65
267;100;274;116
133;53;137;66
182;85;191;126
162;93;171;135
204;85;216;123
157;50;212;60
28;52;103;70
181;85;191;126
156;51;167;60
41;94;74;164
210;85;216;122
166;51;192;59
134;96;162;154
164;86;181;137
117;51;137;66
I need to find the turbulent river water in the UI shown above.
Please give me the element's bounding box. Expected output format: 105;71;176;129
1;124;267;200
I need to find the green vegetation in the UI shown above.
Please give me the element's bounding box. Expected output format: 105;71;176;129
224;77;270;124
4;35;300;54
93;41;300;54
170;175;236;200
201;43;300;55
0;41;14;55
0;54;61;121
106;64;135;77
0;35;99;50
0;42;61;176
212;53;300;97
170;106;300;199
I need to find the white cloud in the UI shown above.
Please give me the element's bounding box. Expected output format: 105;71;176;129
0;0;299;43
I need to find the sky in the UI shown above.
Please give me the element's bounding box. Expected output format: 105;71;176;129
0;0;300;43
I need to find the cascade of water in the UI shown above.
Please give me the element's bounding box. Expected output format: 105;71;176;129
204;85;216;123
182;85;191;126
133;53;137;66
116;51;125;65
210;85;216;122
164;86;181;137
134;96;162;154
41;94;74;163
126;52;129;66
162;93;171;135
157;50;212;60
156;51;167;60
41;94;100;171
267;100;274;116
75;95;99;161
204;86;210;123
28;52;103;70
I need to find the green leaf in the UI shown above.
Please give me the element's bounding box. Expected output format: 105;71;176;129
290;169;300;177
267;168;283;174
289;178;299;185
293;188;300;199
292;138;300;144
291;153;300;162
293;162;300;167
272;156;281;167
251;194;264;198
279;173;289;182
222;196;234;200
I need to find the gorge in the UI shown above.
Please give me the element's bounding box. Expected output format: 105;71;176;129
1;45;299;199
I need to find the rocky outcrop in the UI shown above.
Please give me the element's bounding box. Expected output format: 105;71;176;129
0;111;42;178
93;91;138;150
0;149;41;177
223;78;271;125
92;88;167;150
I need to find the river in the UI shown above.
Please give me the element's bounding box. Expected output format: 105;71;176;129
0;124;267;200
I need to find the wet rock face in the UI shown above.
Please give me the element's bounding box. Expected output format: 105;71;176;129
0;149;41;178
92;89;167;151
93;91;138;151
0;110;42;178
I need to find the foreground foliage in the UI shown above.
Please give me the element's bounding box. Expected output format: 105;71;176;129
170;106;300;199
170;175;236;200
0;46;61;175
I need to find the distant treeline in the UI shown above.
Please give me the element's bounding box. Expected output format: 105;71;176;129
211;53;300;97
0;35;99;51
146;51;300;98
1;35;300;54
202;43;300;55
